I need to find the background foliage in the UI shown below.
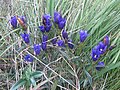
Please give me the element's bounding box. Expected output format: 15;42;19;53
0;0;120;90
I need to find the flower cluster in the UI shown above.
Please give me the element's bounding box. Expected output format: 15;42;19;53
39;14;52;32
54;12;66;30
10;12;89;62
10;12;109;71
50;29;75;49
91;35;110;70
10;16;27;30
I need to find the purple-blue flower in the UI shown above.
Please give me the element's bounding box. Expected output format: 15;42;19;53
57;40;65;47
79;30;88;42
96;61;105;71
43;14;51;25
39;25;45;33
62;30;68;40
103;35;110;46
98;42;107;54
41;42;47;51
10;16;17;28
68;40;74;49
21;33;30;44
54;12;62;24
91;45;100;61
53;11;66;30
109;45;116;50
24;54;34;62
51;37;57;45
42;34;48;42
42;14;52;32
33;44;41;55
58;18;66;30
45;23;52;32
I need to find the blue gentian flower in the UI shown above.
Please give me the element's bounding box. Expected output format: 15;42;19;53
62;30;68;40
33;44;41;55
96;61;105;71
68;40;74;49
103;35;110;46
58;18;66;30
42;14;52;32
54;12;62;24
39;25;45;33
79;30;88;42
42;34;48;42
43;14;51;25
41;42;47;51
51;37;57;45
21;33;30;44
109;45;116;50
24;54;34;62
57;40;65;47
54;11;66;30
91;45;100;61
41;34;48;51
10;16;17;28
98;42;107;54
45;23;52;32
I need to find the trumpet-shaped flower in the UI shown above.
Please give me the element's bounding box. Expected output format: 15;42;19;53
10;16;17;28
45;23;52;32
62;30;68;40
54;11;62;24
68;40;74;49
33;44;41;55
98;42;107;54
51;37;57;45
42;34;48;42
24;54;34;62
79;30;88;42
39;25;45;33
21;33;30;44
43;14;51;25
58;18;66;30
41;42;47;51
91;45;100;61
96;61;105;71
57;40;65;47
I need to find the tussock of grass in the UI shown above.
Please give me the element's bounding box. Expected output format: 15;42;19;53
0;0;120;90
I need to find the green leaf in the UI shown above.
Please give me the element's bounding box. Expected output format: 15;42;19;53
30;77;36;87
84;69;92;86
96;62;120;78
46;0;55;16
83;79;88;88
51;80;58;90
31;71;43;78
10;79;26;90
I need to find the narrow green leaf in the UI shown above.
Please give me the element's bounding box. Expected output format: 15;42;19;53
30;77;36;87
51;80;58;90
10;79;26;90
83;79;88;88
84;69;92;86
31;71;43;78
96;62;120;78
46;0;54;16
